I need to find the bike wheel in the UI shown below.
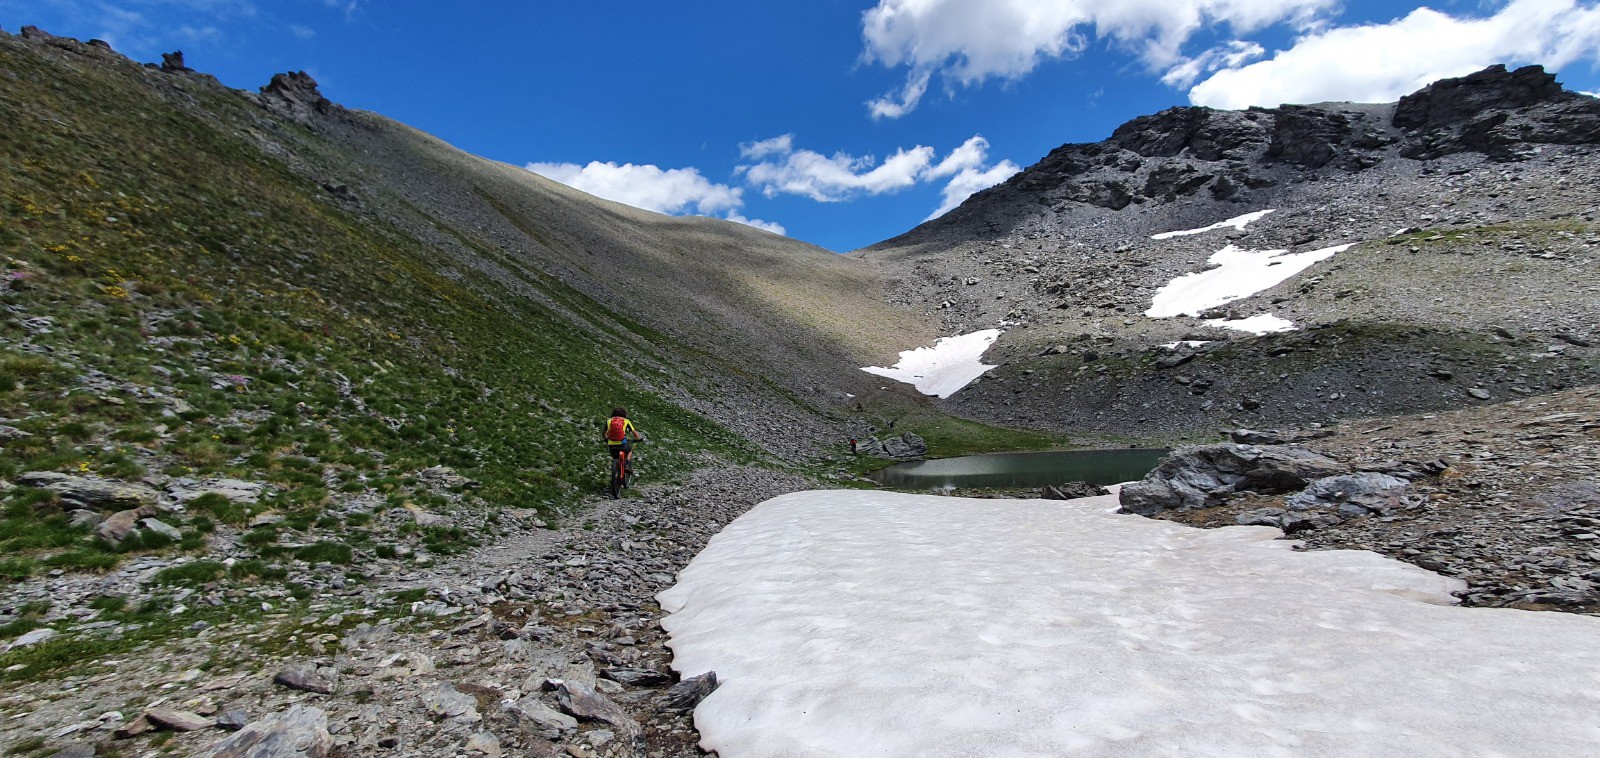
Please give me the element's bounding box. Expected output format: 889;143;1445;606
609;456;623;500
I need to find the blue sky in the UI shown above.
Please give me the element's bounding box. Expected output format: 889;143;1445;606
7;1;1600;251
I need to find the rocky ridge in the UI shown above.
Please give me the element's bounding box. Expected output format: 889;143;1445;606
859;64;1599;440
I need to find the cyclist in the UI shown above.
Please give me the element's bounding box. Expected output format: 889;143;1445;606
604;406;645;481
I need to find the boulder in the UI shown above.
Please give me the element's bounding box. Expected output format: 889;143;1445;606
502;697;577;733
94;509;145;546
16;472;159;510
420;682;479;721
1286;473;1411;516
659;671;720;712
1118;444;1346;516
273;666;335;695
144;707;211;732
1042;482;1111;500
204;705;331;757
553;680;640;742
140;518;183;541
5;627;58;651
856;433;928;459
169;478;266;504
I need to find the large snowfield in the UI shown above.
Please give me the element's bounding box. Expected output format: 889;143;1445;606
659;490;1600;757
861;329;1000;398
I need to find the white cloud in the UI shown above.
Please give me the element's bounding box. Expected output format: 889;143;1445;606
739;134;794;160
738;134;1016;219
928;159;1021;220
527;160;789;236
288;24;316;39
527;161;742;215
859;0;1337;118
1186;0;1600;108
726;213;787;235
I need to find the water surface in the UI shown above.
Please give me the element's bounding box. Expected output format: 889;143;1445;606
867;448;1168;489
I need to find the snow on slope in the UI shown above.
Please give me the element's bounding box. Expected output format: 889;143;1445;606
1150;209;1275;240
1203;313;1298;334
1146;243;1355;318
861;329;1000;399
659;490;1600;758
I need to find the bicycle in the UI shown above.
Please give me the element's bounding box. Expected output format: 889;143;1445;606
609;441;640;500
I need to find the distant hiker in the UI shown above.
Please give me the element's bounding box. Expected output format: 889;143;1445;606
605;406;645;459
849;437;858;454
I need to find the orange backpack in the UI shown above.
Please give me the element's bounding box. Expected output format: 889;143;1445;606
606;416;628;442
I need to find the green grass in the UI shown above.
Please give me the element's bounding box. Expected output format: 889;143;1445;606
294;540;353;564
152;560;226;586
0;35;750;522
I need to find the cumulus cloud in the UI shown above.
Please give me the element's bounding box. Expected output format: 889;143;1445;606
527;161;787;236
726;213;787;235
527;161;742;215
1186;0;1600;108
859;0;1337;118
738;134;1019;219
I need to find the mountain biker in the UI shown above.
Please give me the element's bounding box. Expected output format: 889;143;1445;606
605;406;645;473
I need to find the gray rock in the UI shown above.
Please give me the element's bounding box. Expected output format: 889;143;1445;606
502;697;577;732
216;710;250;732
603;667;671;686
554;680;640;737
1280;512;1344;533
0;425;30;440
1042;482;1111;500
6;627;58;650
273;666;334;695
16;472;159;510
1118;444;1346;516
144;707;212;732
169;478;266;504
659;671;720;712
140;517;183;540
68;509;103;528
94;509;145;545
421;682;479;721
1286;473;1411;515
48;745;96;758
1235;508;1286;527
204;705;331;757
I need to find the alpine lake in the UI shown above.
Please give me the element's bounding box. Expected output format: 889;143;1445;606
867;448;1169;490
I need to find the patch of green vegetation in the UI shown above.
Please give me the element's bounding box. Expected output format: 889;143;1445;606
294;540;353;564
228;559;288;581
188;493;248;527
420;526;475;555
0;34;754;530
152;560;226;586
0;556;37;582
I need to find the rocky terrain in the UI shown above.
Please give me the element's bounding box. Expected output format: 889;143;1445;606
1;466;817;757
1120;385;1600;613
6;22;1600;758
859;64;1600;440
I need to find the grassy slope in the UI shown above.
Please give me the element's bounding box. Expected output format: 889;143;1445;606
0;38;759;575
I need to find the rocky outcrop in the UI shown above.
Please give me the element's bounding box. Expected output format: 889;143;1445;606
16;472;159;510
259;71;335;125
1118;444;1347;516
854;432;928;459
159;51;189;73
1394;64;1600;160
205;705;331;758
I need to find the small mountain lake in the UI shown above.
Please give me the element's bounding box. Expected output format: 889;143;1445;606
867;448;1169;490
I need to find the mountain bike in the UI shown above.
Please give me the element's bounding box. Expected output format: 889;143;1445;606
609;441;640;500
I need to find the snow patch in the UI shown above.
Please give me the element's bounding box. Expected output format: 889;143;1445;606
861;330;1000;399
1150;209;1275;240
1146;243;1354;318
1159;340;1211;349
1203;313;1297;334
660;491;1600;758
